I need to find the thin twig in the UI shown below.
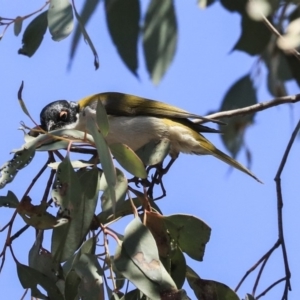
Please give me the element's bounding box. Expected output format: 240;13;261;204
235;240;280;292
256;277;287;299
273;120;300;298
196;93;300;123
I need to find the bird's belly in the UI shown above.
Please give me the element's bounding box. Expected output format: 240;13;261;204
106;116;168;151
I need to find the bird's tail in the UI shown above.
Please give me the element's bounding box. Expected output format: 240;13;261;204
211;147;262;183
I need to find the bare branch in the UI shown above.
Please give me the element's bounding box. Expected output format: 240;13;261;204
195;93;300;123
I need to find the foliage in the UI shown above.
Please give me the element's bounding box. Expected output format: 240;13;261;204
1;0;300;299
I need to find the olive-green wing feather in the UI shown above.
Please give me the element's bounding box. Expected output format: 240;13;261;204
78;92;224;125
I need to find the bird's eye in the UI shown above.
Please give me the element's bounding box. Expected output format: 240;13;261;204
59;111;68;121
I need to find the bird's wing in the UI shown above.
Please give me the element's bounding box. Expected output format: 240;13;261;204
78;92;224;125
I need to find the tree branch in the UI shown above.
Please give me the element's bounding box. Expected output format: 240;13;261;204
195;93;300;123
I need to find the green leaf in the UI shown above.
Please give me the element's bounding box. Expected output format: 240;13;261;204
63;236;97;275
110;143;147;178
100;168;127;215
51;158;99;262
164;214;211;261
86;115;117;211
219;74;257;158
0;144;35;189
74;253;104;299
48;0;74;41
120;218;177;295
0;191;19;208
169;248;186;289
97;196;141;225
65;270;81;300
14;16;23;36
72;2;99;69
105;0;140;75
18;11;48;57
17;81;31;117
69;0;100;65
29;234;60;282
96;96;109;136
233;14;271;55
19;209;68;230
143;0;177;84
17;263;64;300
186;266;239;300
136;138;170;166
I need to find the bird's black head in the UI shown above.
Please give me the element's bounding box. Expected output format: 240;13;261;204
40;100;79;131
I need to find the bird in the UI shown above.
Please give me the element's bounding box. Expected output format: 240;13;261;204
39;92;261;182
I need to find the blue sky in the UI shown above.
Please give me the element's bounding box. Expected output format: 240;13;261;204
1;1;300;299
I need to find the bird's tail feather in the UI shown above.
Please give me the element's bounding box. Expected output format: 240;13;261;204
211;148;262;183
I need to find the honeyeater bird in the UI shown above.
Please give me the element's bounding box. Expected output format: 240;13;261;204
40;92;261;182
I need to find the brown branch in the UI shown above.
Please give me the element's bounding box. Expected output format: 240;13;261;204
198;93;300;123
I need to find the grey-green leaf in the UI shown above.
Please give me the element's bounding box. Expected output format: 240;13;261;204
17;263;64;300
105;0;140;75
219;74;257;158
14;17;23;36
96;96;109;137
51;157;99;262
69;0;100;64
136;138;170;166
0;145;35;189
48;0;74;41
186;266;239;300
143;0;177;84
18;11;48;57
233;14;271;55
74;253;104;300
110;143;147;178
0;191;19;208
164;214;211;261
100;168;127;216
122;218;177;291
72;1;100;69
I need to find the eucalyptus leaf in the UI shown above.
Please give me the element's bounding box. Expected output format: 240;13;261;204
18;11;48;57
0;144;35;189
186;266;239;300
29;234;60;282
163;214;211;261
100;168;127;214
233;14;271;55
17;263;64;300
136;138;170;166
72;2;99;69
219;74;257;159
74;253;104;299
105;0;140;75
110;143;147;178
96;96;109;136
14;16;23;36
69;0;100;66
0;190;19;208
143;0;177;84
122;218;177;292
86;115;117;212
48;0;74;41
51;158;99;262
